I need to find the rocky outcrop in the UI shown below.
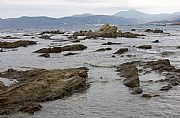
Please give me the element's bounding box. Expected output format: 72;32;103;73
0;40;37;48
113;48;128;54
117;63;140;88
136;45;152;49
0;67;88;114
34;44;87;53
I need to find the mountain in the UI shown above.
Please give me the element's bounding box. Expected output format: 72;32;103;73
71;13;94;17
0;15;137;29
114;9;180;23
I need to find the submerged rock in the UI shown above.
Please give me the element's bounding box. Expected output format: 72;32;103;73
113;48;128;55
141;94;152;98
102;42;122;45
161;51;174;57
137;45;152;49
34;44;87;53
0;67;88;114
152;40;160;43
39;53;50;58
64;52;78;56
39;35;51;39
0;40;37;48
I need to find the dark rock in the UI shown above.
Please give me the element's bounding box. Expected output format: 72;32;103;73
0;40;37;48
160;85;172;91
64;52;78;56
152;40;160;43
95;48;112;52
102;42;122;45
141;94;152;98
161;51;174;57
153;29;163;33
39;53;50;58
0;82;6;93
137;45;152;49
130;87;143;94
111;55;116;58
40;30;64;35
39;35;51;39
145;29;153;32
131;29;136;31
19;102;42;114
113;48;128;54
34;44;87;53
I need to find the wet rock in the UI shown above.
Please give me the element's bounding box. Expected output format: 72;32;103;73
64;52;78;56
131;29;136;31
145;29;153;32
136;45;152;49
117;63;140;87
34;44;87;53
141;94;152;98
40;30;64;35
39;53;50;58
113;48;128;55
19;102;42;114
177;46;180;49
0;67;88;114
95;48;112;52
144;59;175;72
160;85;172;91
152;40;160;43
39;35;51;39
98;24;119;38
102;42;122;45
153;29;163;33
161;51;174;57
111;55;116;58
0;35;21;39
0;40;37;48
130;87;143;94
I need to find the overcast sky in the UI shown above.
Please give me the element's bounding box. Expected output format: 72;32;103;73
0;0;180;18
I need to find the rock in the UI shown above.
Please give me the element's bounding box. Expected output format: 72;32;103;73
0;67;88;114
95;48;112;52
117;63;140;88
160;85;172;91
145;29;153;32
141;94;152;98
64;52;78;56
130;87;143;94
136;45;152;49
144;59;175;72
177;46;180;49
0;82;6;93
39;53;50;58
0;35;21;39
40;30;64;35
98;24;119;38
113;48;128;54
0;40;37;48
39;35;51;39
153;29;163;33
161;51;174;57
111;55;116;58
34;44;87;53
102;42;122;45
131;29;136;31
152;40;160;43
19;102;42;114
120;32;139;38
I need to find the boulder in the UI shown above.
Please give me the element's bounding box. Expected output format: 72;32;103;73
113;48;128;55
0;40;37;48
0;67;88;114
137;45;152;49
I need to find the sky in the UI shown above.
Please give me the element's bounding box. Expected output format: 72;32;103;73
0;0;180;18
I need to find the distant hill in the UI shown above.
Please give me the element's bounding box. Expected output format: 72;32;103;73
114;9;180;23
0;15;137;29
71;13;94;17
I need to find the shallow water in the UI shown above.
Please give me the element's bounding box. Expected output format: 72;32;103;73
0;25;180;118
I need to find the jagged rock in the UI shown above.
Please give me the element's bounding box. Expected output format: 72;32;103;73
102;42;122;45
95;48;112;52
64;52;78;56
137;45;152;49
39;53;50;58
0;67;88;114
113;48;128;54
34;44;87;53
19;102;42;114
0;40;37;48
160;85;172;91
117;63;140;88
144;59;175;72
